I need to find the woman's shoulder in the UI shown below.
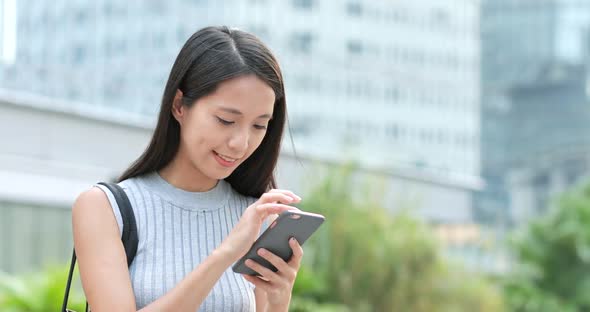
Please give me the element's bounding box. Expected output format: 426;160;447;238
72;186;118;229
74;186;110;208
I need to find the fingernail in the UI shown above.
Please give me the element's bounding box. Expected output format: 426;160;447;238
258;248;267;255
290;237;297;243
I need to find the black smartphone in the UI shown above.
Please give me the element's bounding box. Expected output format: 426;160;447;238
232;210;325;275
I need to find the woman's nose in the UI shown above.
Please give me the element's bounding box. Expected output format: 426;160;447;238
228;131;249;153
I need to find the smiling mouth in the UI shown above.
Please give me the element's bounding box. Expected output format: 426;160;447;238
213;151;239;163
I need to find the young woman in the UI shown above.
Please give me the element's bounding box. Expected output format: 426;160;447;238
72;26;303;312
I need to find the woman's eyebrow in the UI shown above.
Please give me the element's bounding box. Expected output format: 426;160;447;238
218;106;272;119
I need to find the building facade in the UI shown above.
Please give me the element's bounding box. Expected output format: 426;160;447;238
0;0;481;183
479;0;590;225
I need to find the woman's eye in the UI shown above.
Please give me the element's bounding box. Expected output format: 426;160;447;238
216;117;234;125
254;125;267;130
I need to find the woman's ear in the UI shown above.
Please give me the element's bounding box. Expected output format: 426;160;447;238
171;89;185;124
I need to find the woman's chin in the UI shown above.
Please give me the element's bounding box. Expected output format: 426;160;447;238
208;167;236;180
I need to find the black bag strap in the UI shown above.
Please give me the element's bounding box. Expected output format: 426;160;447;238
97;182;139;266
61;182;138;312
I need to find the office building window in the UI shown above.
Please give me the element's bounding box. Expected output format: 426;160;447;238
346;2;362;17
293;0;314;10
385;87;399;101
75;9;87;24
387;124;399;138
430;8;450;28
73;45;85;63
347;40;363;55
290;32;313;54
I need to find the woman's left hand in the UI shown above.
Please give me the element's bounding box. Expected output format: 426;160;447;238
242;237;303;308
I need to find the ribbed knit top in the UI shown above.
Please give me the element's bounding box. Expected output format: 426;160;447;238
95;171;259;311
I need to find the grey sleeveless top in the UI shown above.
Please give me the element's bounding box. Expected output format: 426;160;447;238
95;172;259;311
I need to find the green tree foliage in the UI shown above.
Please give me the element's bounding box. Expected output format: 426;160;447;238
292;165;504;311
505;183;590;312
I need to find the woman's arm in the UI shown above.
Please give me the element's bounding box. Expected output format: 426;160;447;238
73;187;299;312
72;188;136;311
254;287;268;312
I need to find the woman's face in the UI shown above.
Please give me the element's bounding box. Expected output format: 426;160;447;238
174;74;275;181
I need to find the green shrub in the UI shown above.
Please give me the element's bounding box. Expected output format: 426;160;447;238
0;265;86;312
293;165;505;311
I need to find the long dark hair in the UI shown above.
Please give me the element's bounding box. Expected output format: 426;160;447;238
118;26;287;198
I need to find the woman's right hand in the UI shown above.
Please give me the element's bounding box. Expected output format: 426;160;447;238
219;189;301;261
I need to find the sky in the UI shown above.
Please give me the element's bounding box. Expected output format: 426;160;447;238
1;0;16;65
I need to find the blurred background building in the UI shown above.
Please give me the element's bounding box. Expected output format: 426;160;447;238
478;0;590;227
0;0;485;273
0;0;482;179
5;0;590;275
506;64;590;224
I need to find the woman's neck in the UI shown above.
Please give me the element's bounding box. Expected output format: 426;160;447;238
158;154;218;192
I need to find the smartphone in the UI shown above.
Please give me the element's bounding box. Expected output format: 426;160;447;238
232;210;325;275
